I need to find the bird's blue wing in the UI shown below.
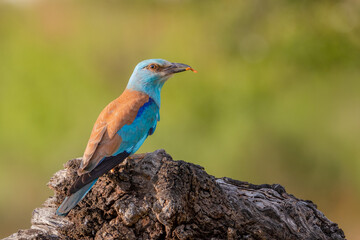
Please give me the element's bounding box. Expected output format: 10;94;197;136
116;97;159;155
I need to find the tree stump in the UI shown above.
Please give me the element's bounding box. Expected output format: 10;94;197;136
4;150;345;240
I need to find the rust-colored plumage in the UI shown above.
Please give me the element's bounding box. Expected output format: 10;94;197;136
79;89;149;175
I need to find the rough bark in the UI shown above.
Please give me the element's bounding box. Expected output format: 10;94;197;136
4;150;345;240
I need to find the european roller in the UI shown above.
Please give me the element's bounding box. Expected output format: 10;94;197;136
56;59;196;216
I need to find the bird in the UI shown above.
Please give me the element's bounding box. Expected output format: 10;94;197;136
56;59;196;216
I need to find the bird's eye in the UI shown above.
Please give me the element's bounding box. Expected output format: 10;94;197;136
148;64;158;70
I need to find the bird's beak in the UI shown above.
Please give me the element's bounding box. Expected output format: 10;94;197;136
165;62;197;74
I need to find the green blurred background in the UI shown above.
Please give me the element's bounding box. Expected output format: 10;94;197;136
0;0;359;238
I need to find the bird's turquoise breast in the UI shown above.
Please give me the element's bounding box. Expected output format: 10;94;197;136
115;97;159;155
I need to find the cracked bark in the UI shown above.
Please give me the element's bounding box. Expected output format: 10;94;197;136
4;150;345;240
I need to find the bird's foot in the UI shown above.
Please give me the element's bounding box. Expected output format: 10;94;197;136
127;153;147;160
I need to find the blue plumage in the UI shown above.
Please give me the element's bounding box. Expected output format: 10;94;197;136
116;97;159;155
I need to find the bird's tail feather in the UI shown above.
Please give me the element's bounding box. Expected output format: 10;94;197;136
56;178;98;216
56;151;130;216
68;151;129;195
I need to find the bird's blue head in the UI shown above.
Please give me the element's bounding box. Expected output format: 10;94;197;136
127;59;195;107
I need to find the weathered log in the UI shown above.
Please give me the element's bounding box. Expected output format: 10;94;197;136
4;150;345;240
